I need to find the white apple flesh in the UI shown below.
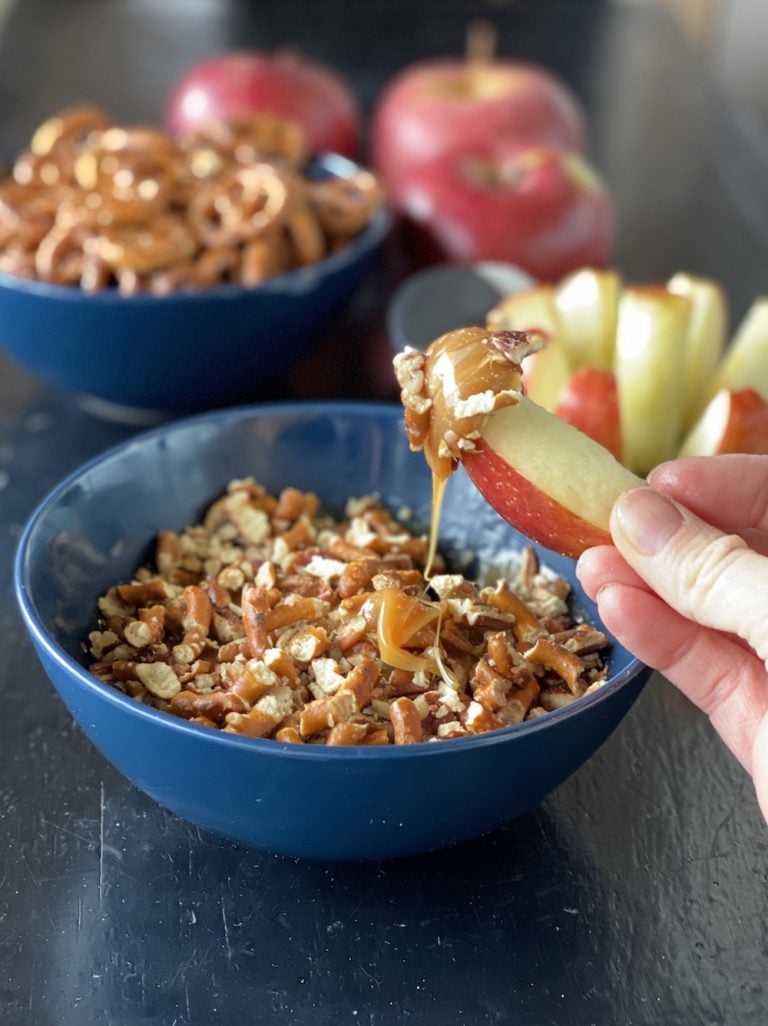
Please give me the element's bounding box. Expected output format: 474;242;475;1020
613;286;690;475
463;395;643;558
667;272;728;430
553;267;621;371
709;298;768;401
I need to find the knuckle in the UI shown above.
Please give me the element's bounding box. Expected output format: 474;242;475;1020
677;532;749;613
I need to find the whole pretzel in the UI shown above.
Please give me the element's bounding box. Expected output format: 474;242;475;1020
189;165;288;247
284;202;326;266
74;126;182;225
193;245;241;287
35;223;93;285
0;180;57;249
94;214;196;274
240;235;292;286
309;170;384;238
181;113;308;170
30;104;110;157
15;106;111;189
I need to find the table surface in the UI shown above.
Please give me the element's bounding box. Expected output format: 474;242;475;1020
1;3;767;1025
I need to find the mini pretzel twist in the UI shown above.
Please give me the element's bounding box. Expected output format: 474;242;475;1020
180;113;309;171
94;214;196;274
188;164;288;247
74;126;182;225
309;170;384;238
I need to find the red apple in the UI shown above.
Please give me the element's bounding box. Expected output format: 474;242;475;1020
166;50;361;157
394;141;612;282
463;395;642;559
678;388;768;457
371;56;585;192
554;367;622;461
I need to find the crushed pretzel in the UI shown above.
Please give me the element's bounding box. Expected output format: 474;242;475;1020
85;478;610;745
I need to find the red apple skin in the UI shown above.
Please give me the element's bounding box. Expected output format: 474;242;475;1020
463;440;612;559
718;390;768;453
371;59;585;191
166;51;361;157
554;367;622;461
394;141;612;282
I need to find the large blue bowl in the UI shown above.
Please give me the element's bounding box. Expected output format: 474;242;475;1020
14;402;650;860
0;155;389;416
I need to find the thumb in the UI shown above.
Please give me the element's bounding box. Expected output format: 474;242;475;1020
610;487;768;666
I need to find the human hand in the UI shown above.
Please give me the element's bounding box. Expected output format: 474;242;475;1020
576;454;768;822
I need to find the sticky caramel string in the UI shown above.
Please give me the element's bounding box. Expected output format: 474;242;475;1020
425;473;448;580
430;602;461;691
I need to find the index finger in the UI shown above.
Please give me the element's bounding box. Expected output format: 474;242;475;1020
649;455;768;533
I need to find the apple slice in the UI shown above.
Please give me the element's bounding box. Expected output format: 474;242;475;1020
553;366;622;461
487;286;570;410
678;388;768;457
552;267;621;371
520;335;571;411
487;284;561;337
613;286;691;475
462;395;643;559
709;298;768;400
667;272;728;430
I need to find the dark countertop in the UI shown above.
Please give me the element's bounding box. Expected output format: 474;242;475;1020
1;3;767;1025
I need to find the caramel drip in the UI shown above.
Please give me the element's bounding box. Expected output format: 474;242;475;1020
395;326;542;641
425;473;447;580
374;588;439;672
422;327;522;480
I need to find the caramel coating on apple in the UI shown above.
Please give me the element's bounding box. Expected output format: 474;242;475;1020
393;327;541;479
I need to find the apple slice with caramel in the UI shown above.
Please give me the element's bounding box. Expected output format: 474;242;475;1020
463;396;642;558
394;327;642;559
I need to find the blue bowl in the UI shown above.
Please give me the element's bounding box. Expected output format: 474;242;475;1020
14;402;649;860
0;155;389;416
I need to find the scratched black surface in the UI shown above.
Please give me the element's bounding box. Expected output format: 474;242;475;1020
1;3;768;1025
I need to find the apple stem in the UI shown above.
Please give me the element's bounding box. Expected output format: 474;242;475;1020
466;20;497;65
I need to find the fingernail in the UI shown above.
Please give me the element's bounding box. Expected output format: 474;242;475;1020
614;488;683;556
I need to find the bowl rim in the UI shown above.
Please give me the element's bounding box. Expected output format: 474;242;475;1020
0;153;390;304
14;399;648;762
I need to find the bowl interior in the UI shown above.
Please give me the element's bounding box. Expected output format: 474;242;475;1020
18;402;639;694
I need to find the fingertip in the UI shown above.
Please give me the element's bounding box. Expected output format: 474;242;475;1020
646;463;669;487
576;545;620;598
611;487;686;558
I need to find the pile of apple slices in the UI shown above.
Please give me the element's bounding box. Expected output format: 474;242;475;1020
487;269;768;475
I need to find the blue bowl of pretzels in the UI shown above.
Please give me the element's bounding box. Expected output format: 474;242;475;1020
0;106;389;417
15;401;650;859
